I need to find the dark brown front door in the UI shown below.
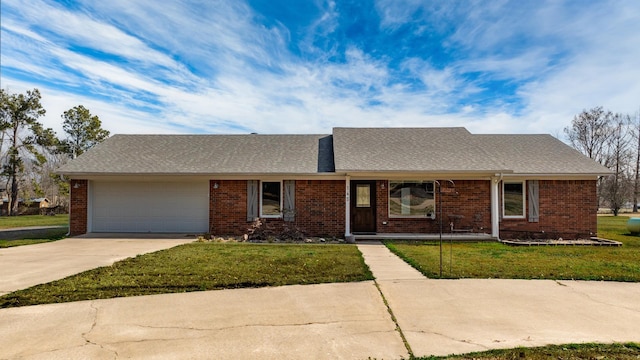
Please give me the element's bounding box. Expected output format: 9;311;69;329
351;180;376;233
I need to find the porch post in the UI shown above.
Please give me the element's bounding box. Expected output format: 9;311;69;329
490;176;500;239
345;175;351;237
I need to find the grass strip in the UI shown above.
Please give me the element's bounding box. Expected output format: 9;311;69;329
0;243;373;308
0;215;68;229
414;342;640;359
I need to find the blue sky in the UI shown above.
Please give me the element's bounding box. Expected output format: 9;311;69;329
1;0;639;137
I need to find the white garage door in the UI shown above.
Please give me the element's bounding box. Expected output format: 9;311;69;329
91;181;209;233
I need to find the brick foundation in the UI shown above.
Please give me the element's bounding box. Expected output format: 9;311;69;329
69;179;88;236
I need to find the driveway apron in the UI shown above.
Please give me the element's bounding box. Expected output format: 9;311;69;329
0;236;193;295
356;241;640;358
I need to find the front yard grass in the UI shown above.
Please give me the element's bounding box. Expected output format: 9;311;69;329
0;215;68;229
0;243;373;308
385;216;640;281
416;342;640;359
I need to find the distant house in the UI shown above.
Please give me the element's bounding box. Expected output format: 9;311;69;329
32;198;50;208
57;127;610;239
1;198;50;216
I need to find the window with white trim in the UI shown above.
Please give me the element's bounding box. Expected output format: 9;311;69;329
261;181;282;217
503;181;525;218
389;181;435;218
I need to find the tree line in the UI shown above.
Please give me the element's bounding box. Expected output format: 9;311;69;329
0;88;109;216
565;106;640;215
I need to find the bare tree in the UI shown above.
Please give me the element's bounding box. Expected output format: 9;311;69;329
630;110;640;212
601;113;632;215
564;107;614;210
564;106;615;166
564;107;639;215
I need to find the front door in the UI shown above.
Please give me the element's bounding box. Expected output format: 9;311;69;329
351;180;376;233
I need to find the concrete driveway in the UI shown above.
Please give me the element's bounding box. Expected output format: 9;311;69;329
1;241;639;359
0;235;193;295
0;282;407;360
357;242;640;357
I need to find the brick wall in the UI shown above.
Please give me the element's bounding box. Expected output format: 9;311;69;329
295;180;345;237
209;180;345;237
209;180;248;235
70;178;596;239
500;180;597;239
375;180;493;234
69;179;88;236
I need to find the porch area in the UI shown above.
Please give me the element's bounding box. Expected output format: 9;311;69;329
352;232;496;242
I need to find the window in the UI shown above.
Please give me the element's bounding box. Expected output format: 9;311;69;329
261;181;282;217
503;181;525;218
356;184;371;207
389;181;435;217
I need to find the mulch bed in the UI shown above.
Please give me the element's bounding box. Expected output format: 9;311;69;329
500;237;622;247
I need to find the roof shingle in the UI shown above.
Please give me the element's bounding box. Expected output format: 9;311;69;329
57;134;335;175
58;128;610;176
333;127;506;173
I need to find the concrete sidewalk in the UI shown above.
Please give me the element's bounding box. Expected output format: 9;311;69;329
356;241;640;358
0;237;193;295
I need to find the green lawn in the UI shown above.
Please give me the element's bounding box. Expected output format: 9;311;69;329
596;215;640;247
0;243;373;308
385;216;640;281
0;215;68;229
416;342;640;360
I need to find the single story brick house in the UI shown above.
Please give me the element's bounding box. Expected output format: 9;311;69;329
57;127;609;240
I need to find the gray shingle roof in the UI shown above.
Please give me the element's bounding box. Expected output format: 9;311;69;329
333;127;610;175
333;127;505;173
57;134;335;175
474;134;610;174
58;128;610;176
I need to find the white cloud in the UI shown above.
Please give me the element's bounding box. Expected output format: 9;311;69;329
1;0;638;139
3;0;180;69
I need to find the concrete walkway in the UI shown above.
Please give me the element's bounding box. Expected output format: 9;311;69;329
356;241;640;358
0;237;194;295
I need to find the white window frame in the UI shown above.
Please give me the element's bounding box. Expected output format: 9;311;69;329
502;180;526;219
388;180;436;218
260;180;283;218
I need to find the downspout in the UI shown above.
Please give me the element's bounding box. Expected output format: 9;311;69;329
61;175;71;237
345;175;352;241
490;173;503;240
